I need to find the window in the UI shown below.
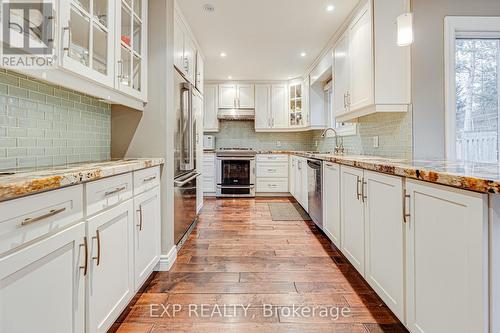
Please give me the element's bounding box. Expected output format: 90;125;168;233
325;80;356;136
445;17;500;162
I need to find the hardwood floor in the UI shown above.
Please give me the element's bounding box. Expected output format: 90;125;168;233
110;197;408;333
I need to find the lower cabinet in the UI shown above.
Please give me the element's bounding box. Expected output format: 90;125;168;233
0;222;86;333
364;171;405;321
87;200;134;333
133;188;161;291
340;166;365;275
256;154;289;194
290;156;308;211
322;162;341;248
405;179;488;333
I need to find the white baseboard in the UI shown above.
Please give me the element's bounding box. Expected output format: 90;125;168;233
155;245;177;272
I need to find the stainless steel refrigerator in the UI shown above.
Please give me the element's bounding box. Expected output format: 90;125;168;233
174;68;200;245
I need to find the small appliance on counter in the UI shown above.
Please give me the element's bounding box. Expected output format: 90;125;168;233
203;135;216;150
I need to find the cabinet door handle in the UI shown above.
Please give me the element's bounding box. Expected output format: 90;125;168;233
362;179;367;203
79;237;88;276
104;186;126;197
343;93;347;109
143;176;157;183
136;206;143;231
356;177;361;200
21;207;66;226
92;230;101;266
403;192;411;223
117;60;124;79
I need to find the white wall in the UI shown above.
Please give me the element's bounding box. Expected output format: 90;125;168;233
111;0;176;255
412;0;500;159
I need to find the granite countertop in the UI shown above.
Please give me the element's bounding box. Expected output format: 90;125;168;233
257;151;500;194
0;158;164;202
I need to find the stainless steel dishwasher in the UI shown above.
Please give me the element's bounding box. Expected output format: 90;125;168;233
307;159;323;230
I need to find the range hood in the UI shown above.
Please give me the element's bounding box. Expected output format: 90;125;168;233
218;109;255;121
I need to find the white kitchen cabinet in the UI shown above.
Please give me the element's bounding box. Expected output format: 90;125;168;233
255;84;272;130
323;162;341;248
333;33;350;117
256;154;289;194
340;166;365;275
173;12;196;84
291;157;308;211
302;76;310;127
196;52;205;94
405;180;488;333
115;0;148;101
238;84;255;108
203;84;219;132
348;2;374;112
218;84;255;109
271;84;289;129
364;171;405;321
0;222;86;333
133;188;161;291
203;153;216;193
219;84;237;109
289;156;297;198
60;0;116;87
333;0;410;122
87;200;134;333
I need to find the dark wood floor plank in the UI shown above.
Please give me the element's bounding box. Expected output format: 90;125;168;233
112;197;407;333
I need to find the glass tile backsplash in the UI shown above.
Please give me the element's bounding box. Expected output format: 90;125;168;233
0;69;111;170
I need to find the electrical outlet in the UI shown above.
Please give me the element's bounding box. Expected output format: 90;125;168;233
373;136;379;148
276;141;282;147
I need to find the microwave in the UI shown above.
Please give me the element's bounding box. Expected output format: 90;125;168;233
203;135;216;150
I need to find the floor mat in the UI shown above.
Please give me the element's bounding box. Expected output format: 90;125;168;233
268;202;311;221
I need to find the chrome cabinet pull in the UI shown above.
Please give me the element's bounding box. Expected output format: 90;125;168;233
362;179;367;203
21;207;66;226
403;191;411;223
356;177;361;200
343;93;347;109
136;205;144;231
143;176;157;183
104;186;126;197
79;237;88;276
92;230;101;266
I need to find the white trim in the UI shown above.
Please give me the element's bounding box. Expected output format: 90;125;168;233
155;245;177;271
444;16;500;161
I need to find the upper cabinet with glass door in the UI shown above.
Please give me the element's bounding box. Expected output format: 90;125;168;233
116;0;148;101
60;0;116;87
289;82;305;127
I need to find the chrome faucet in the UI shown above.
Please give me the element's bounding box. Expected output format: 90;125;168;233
320;127;345;155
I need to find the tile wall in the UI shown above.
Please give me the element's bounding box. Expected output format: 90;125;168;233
0;69;111;170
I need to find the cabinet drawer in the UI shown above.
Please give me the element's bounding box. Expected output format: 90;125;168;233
0;185;83;255
257;154;289;163
203;177;216;192
257;163;289;178
134;166;160;195
257;178;289;193
203;154;215;162
86;173;133;216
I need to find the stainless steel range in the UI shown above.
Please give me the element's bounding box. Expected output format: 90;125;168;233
216;148;256;197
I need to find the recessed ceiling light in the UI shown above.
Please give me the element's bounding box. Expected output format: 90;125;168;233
228;75;232;80
203;4;215;13
300;52;307;57
220;52;227;58
326;4;335;12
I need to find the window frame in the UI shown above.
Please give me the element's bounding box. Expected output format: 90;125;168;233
444;16;500;161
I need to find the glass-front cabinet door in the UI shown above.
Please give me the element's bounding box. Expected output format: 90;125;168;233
289;82;304;127
60;0;115;87
116;0;147;101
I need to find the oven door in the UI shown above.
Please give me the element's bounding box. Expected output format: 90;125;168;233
217;157;255;186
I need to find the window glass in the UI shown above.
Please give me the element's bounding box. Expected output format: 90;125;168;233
455;38;499;162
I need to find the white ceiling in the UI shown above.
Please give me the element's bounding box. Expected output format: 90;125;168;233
177;0;359;81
